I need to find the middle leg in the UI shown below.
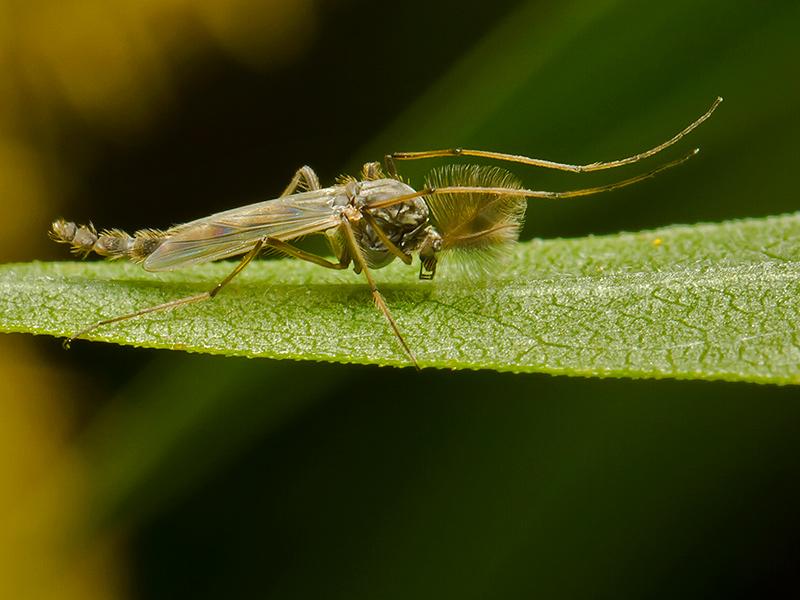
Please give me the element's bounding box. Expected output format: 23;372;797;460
265;237;350;270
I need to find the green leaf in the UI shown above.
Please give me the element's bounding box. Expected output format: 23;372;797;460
1;212;799;383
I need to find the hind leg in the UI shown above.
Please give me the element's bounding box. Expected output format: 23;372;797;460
281;166;320;196
66;239;266;346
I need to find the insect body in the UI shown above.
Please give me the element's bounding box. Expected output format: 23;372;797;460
51;97;722;368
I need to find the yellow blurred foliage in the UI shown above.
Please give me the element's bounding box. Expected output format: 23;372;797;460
3;0;317;132
0;337;124;599
0;140;52;260
196;0;316;68
0;0;319;257
0;2;321;597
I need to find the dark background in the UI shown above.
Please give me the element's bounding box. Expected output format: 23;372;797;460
1;0;798;598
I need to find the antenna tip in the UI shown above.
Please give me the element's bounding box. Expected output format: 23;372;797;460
692;147;701;155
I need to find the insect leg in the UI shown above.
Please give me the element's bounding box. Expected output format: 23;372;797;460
281;166;321;196
430;149;699;200
265;237;350;269
360;212;413;265
366;149;698;210
340;217;419;369
388;97;722;173
65;239;265;346
384;154;399;179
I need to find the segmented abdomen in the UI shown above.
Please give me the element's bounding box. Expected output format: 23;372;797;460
50;219;167;262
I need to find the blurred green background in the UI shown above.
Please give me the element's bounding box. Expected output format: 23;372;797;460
1;0;799;598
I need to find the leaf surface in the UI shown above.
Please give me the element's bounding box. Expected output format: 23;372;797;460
1;212;798;383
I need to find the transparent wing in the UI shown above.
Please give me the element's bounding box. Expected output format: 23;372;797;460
143;188;343;271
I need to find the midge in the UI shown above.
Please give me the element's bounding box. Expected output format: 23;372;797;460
51;97;722;368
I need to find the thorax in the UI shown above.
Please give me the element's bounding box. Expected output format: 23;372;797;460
338;178;431;269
